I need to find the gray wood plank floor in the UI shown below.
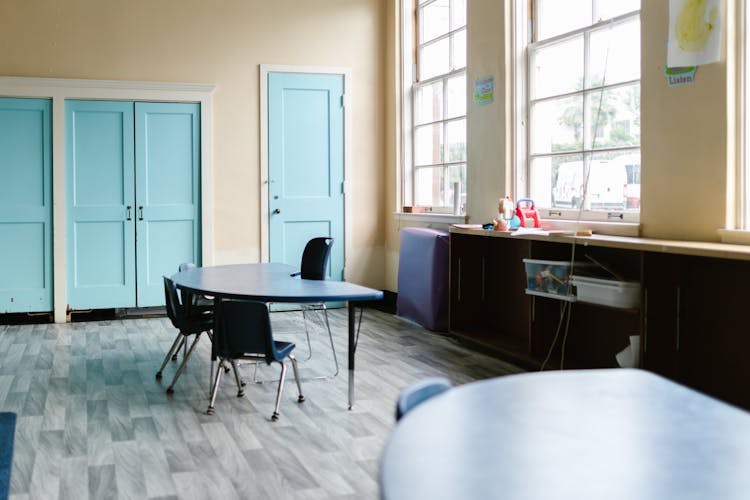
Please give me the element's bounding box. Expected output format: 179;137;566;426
0;308;522;499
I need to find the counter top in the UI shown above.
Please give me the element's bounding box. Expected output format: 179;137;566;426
450;225;750;262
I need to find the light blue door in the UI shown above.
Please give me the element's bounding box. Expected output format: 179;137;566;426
66;100;136;309
135;102;201;306
0;98;53;313
67;100;201;310
268;72;345;280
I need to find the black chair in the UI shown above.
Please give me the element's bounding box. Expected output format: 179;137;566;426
291;237;339;377
209;299;304;421
177;262;214;306
157;276;214;394
172;262;215;362
395;377;452;421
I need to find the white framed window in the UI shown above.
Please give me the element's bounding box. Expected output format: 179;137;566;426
515;0;641;223
402;0;467;213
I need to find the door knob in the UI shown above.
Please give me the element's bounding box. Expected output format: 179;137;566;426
273;208;281;214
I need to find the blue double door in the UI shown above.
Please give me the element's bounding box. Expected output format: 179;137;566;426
66;101;201;309
268;72;345;281
0;98;53;313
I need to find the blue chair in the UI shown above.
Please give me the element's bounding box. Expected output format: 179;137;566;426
395;377;452;421
291;237;339;377
209;299;304;421
157;276;214;394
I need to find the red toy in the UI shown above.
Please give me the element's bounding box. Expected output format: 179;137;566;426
515;198;541;228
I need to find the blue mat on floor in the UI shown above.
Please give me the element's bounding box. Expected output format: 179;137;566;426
0;412;16;500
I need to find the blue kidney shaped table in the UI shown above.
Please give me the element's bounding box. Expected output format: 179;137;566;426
172;263;383;409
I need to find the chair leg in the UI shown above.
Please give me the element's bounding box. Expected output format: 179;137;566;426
171;337;185;361
166;333;202;394
289;354;305;403
321;305;339;377
207;359;225;415
230;359;245;397
156;333;184;380
300;308;313;361
271;361;288;421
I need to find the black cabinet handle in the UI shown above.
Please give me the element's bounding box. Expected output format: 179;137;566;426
126;206;132;221
138;206;144;221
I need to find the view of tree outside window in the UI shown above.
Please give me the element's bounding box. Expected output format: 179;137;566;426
413;0;466;211
525;0;640;217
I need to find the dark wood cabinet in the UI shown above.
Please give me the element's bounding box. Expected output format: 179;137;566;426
449;228;750;410
450;233;532;365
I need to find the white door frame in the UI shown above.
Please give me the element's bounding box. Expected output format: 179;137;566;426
259;64;352;278
0;76;215;323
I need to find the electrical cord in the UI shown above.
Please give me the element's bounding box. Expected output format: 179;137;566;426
539;299;571;371
541;43;611;371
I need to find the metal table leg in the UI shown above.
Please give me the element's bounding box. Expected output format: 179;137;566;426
348;302;355;410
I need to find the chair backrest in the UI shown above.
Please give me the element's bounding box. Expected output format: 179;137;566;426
395;377;452;421
300;237;334;281
178;262;197;305
213;299;280;362
163;276;184;328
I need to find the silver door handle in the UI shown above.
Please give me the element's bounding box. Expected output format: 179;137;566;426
273;208;281;214
126;206;132;221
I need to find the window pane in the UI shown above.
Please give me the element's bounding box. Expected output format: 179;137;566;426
596;0;639;21
536;0;592;40
545;154;585;208
530;36;584;99
585;150;640;209
415;166;448;206
585;83;640;150
415;123;443;166
446;73;466;118
420;0;450;44
420;38;450;80
582;154;636;211
451;0;466;30
445;119;466;162
448;163;466;211
452;29;466;70
530;96;583;154
588;18;640;87
415;81;444;125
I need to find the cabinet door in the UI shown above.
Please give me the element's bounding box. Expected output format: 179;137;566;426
0;98;53;312
450;234;487;331
678;256;750;409
66;100;136;309
641;252;680;377
134;102;201;306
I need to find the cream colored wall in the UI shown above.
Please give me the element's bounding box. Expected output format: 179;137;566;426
0;0;389;289
465;0;508;224
384;0;402;292
640;0;729;240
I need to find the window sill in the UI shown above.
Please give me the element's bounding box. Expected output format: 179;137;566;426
542;219;641;237
718;229;750;245
393;212;469;225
